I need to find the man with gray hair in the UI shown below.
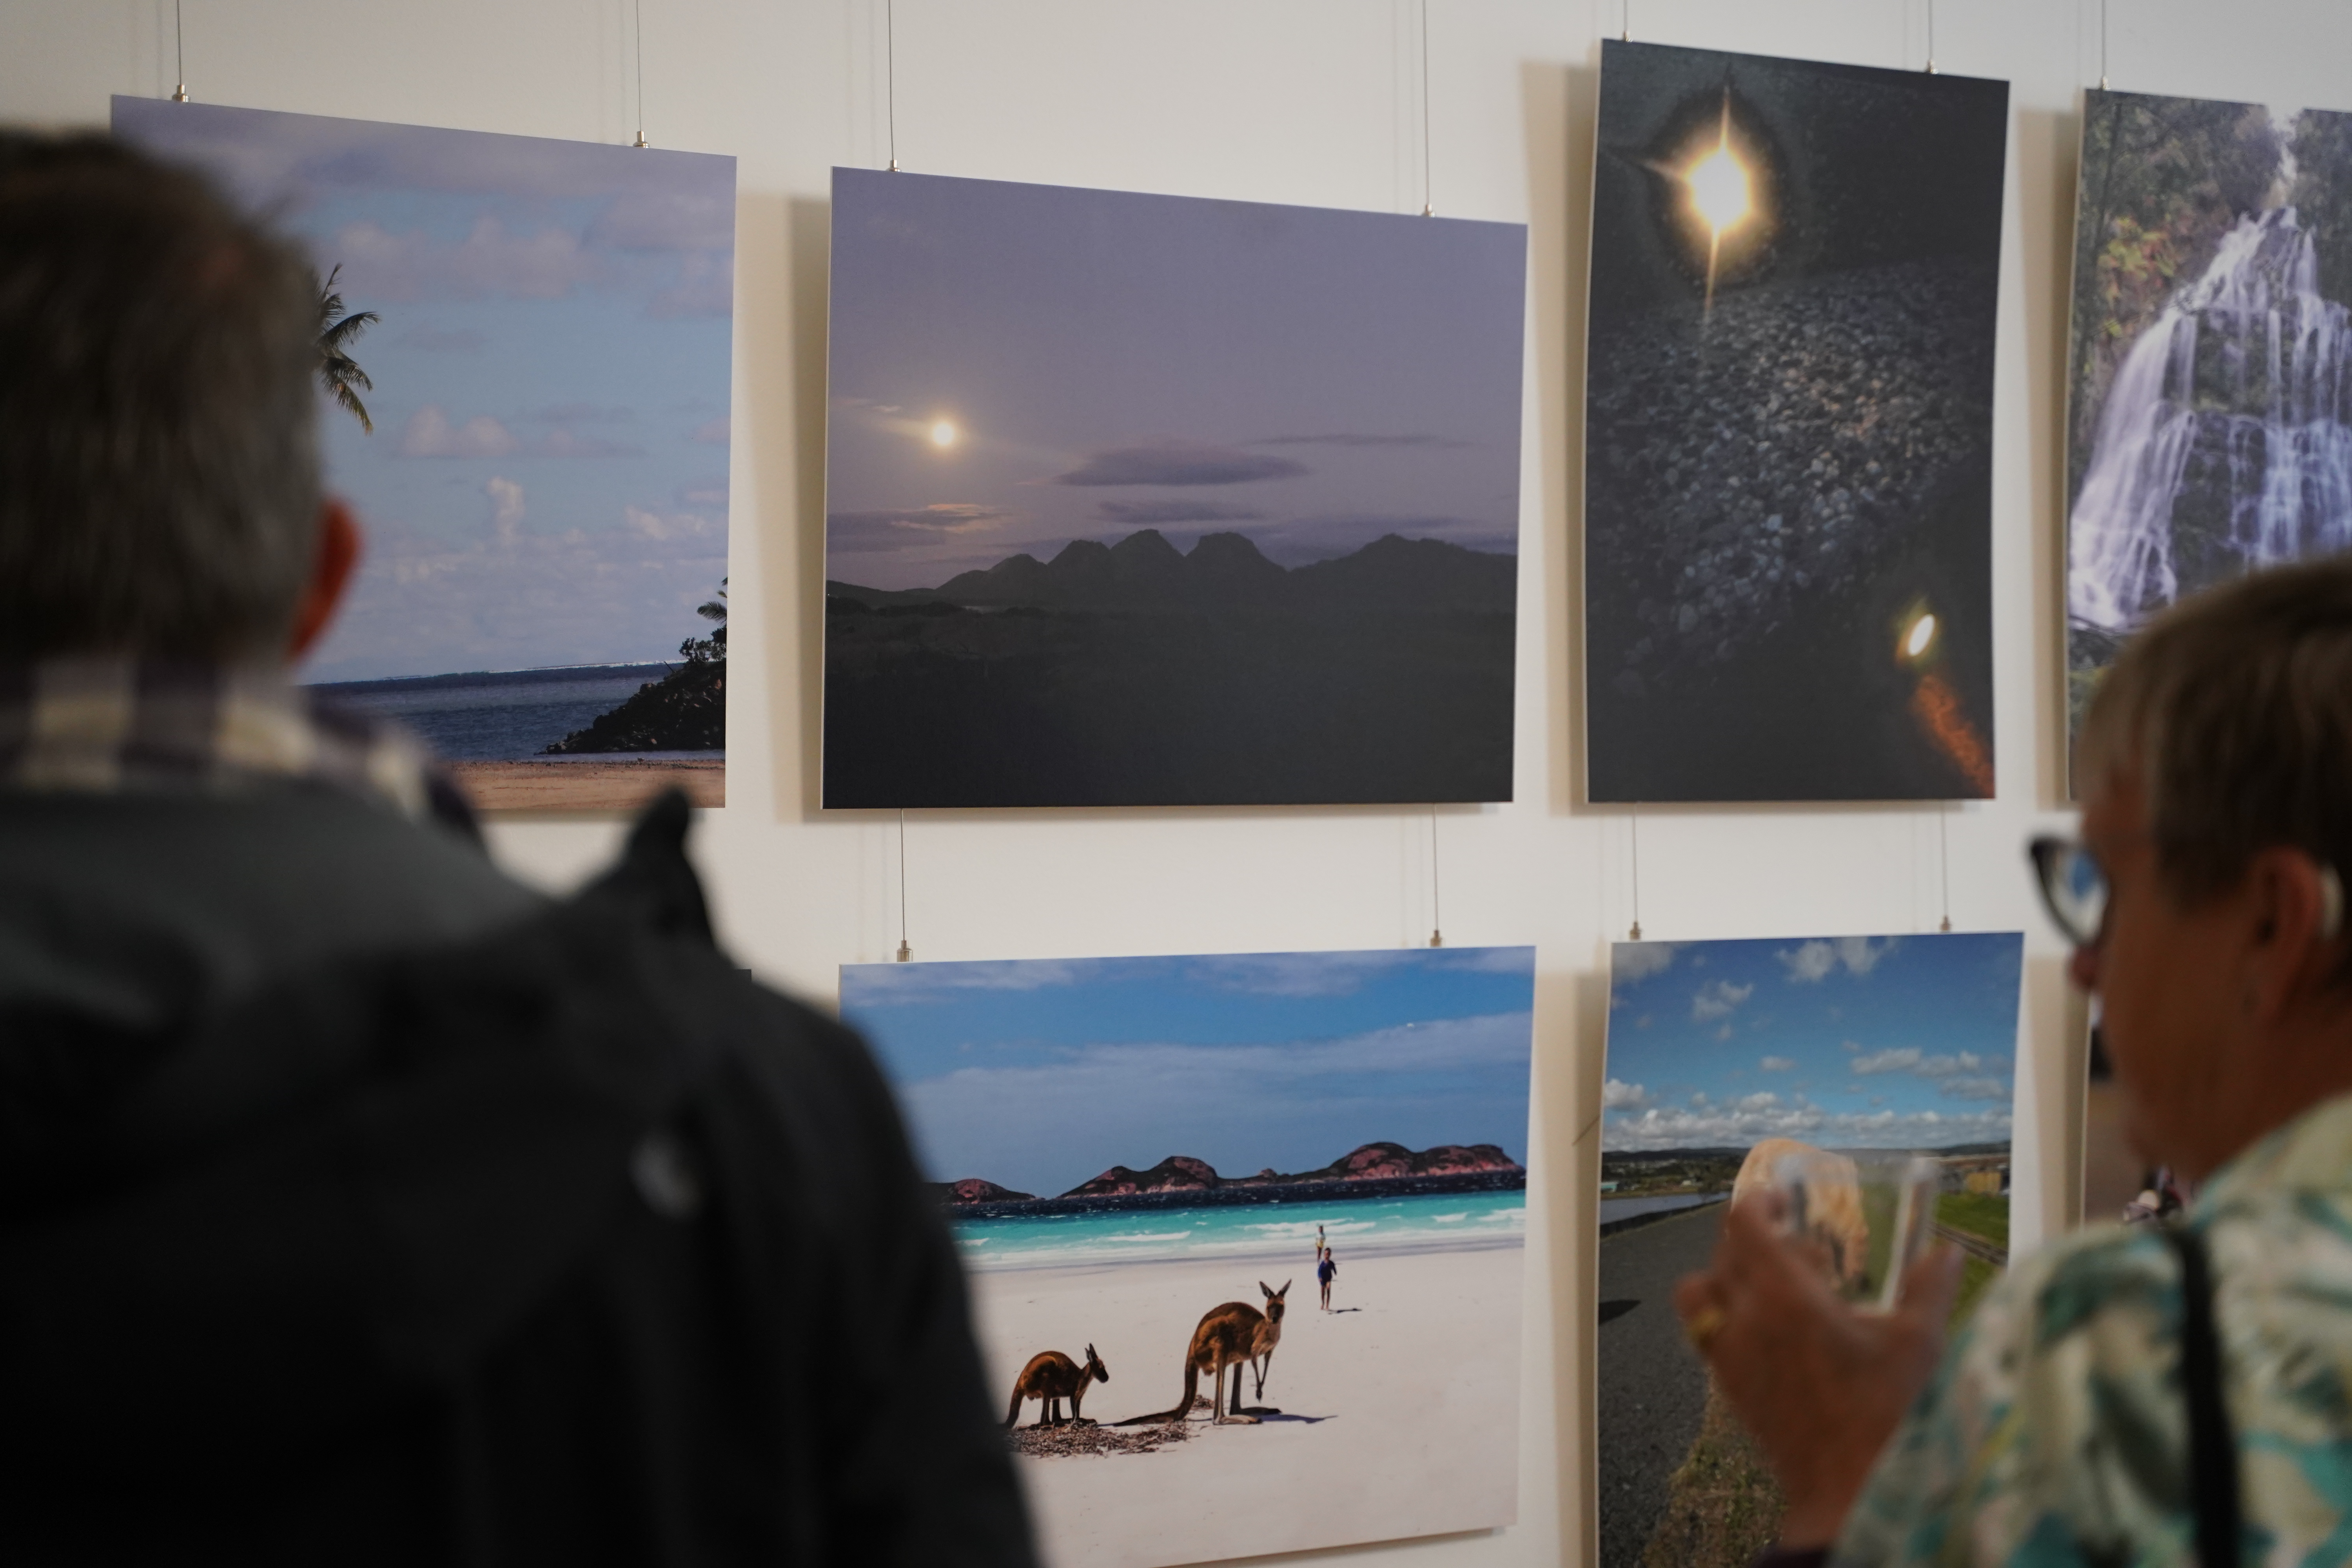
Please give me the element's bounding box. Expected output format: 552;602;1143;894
0;132;1031;1566
1677;555;2352;1565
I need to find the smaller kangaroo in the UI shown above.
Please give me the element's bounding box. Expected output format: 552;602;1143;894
1005;1344;1110;1429
1156;1281;1289;1425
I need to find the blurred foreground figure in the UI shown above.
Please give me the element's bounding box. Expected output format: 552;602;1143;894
0;132;1031;1568
1677;556;2352;1566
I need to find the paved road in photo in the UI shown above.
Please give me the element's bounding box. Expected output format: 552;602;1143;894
1597;1201;1725;1568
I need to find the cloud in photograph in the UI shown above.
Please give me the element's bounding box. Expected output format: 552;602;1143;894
1254;433;1473;450
588;187;737;253
690;417;731;445
679;476;730;508
829;503;1011;541
395;325;486;353
330;216;599;303
483;476;525;543
1095;500;1266;526
650;250;734;319
625;505;722;543
895;1010;1530;1193
1605;1078;1649;1109
1053;441;1307;488
1187;951;1433;998
1602;931;2024;1155
531;403;636;423
1779;936;1900;983
399;405;518;459
398;406;646;460
1691;979;1754;1021
1606;1098;2011;1152
1615;942;1679;983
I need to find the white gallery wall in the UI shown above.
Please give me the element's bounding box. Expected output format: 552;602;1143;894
6;2;2348;1563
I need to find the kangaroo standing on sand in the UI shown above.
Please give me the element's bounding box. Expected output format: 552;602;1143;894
1005;1345;1109;1429
1157;1281;1289;1424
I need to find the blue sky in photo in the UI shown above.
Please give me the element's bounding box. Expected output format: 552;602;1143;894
824;168;1528;590
841;948;1536;1200
1602;932;2024;1152
113;97;735;682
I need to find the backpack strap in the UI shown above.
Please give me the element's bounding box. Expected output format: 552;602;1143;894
2163;1223;2239;1566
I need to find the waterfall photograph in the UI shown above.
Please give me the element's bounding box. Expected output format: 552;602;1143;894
2065;90;2352;753
1583;42;2008;803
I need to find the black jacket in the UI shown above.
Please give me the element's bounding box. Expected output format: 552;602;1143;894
0;790;1033;1567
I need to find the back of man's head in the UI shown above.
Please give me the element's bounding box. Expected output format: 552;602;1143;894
0;131;321;661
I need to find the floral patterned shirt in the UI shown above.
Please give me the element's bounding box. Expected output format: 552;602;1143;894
1836;1089;2352;1566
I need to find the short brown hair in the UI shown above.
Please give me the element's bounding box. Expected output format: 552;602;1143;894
0;131;322;660
2080;557;2352;911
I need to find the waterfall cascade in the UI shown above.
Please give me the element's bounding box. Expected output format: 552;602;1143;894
2069;205;2352;631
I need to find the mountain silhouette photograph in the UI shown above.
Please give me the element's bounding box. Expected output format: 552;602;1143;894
822;169;1528;808
2063;90;2352;757
839;947;1536;1568
1582;42;2008;802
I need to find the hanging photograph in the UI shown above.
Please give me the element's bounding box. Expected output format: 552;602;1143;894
2064;89;2352;755
113;98;736;811
2079;1018;2192;1228
1597;931;2023;1568
822;169;1528;808
1583;42;2008;802
840;947;1536;1568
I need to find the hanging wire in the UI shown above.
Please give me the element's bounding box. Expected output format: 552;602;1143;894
1925;0;1938;73
1419;0;1434;217
632;0;650;147
2099;0;2109;89
1938;806;1954;933
172;0;188;101
1427;806;1444;948
1628;806;1643;941
895;810;913;961
886;0;900;171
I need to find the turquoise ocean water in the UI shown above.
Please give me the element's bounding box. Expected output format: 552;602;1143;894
951;1188;1526;1273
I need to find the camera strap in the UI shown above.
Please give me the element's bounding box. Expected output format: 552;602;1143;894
2163;1222;2240;1566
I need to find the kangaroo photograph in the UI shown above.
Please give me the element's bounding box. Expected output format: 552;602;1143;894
840;948;1536;1568
1595;932;2023;1568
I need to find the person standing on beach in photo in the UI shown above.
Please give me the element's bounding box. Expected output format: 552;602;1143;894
1318;1247;1338;1311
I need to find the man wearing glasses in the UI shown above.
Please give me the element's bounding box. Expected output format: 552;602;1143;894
1676;557;2352;1566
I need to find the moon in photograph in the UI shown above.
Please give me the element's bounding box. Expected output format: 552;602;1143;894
1686;141;1752;238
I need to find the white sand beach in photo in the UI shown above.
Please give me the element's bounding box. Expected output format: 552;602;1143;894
969;1239;1525;1568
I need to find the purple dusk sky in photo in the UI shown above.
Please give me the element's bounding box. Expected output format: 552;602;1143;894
824;169;1528;591
113;97;735;683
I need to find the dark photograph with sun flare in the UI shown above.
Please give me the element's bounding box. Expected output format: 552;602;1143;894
820;169;1528;808
1583;42;2009;802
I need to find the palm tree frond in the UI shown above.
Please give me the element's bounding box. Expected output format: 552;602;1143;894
332;382;374;435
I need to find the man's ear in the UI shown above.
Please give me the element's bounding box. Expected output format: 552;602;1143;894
288;498;362;662
2244;847;2341;1022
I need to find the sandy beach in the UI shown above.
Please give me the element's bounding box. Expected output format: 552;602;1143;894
968;1239;1524;1568
450;757;724;813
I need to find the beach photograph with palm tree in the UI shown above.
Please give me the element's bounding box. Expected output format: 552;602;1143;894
113;96;737;811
